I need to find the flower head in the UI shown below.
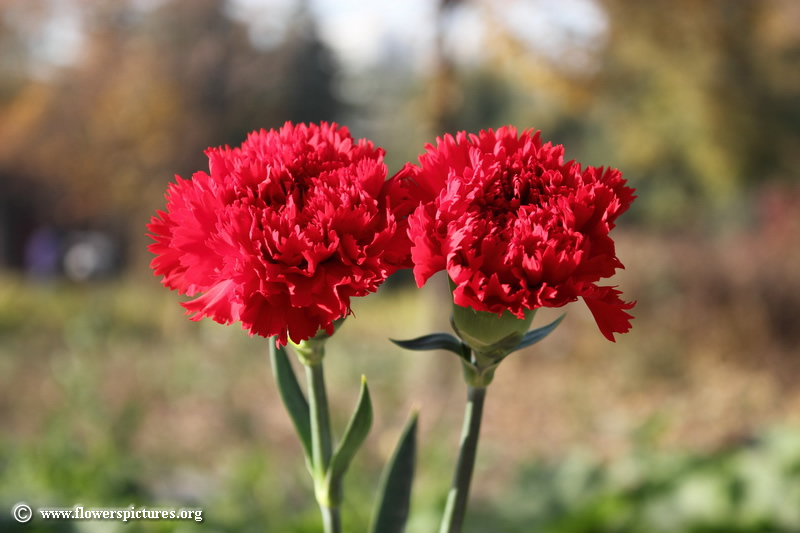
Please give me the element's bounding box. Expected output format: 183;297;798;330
148;122;414;345
400;126;636;341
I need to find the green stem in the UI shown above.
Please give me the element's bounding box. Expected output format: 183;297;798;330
320;503;341;533
439;385;487;533
304;360;340;533
306;361;333;478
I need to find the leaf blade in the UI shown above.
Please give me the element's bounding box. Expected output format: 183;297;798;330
324;375;373;502
369;410;418;533
390;333;464;356
514;314;566;352
269;340;312;462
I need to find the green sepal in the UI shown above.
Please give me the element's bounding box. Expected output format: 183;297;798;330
269;340;312;463
369;410;419;533
513;314;566;352
448;277;536;361
390;333;467;359
460;359;499;388
323;375;373;505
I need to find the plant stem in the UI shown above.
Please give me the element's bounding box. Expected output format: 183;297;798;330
304;360;340;533
439;385;487;533
306;361;333;478
320;504;341;533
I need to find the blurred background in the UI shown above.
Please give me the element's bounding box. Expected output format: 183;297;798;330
2;0;800;531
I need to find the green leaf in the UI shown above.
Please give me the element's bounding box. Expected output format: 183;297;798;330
324;375;373;503
390;333;465;357
369;410;418;533
269;340;312;462
513;314;566;352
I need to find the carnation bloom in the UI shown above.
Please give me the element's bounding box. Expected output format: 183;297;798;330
148;122;414;345
400;126;636;341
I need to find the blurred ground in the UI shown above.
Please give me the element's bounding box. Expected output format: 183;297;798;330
2;208;800;531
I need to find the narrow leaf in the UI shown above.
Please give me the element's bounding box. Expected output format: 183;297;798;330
390;333;464;356
513;314;566;352
269;340;312;462
325;376;373;498
369;410;418;533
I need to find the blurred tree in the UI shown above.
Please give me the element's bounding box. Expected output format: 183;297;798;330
0;0;341;273
420;0;800;226
588;0;800;222
2;0;798;253
428;0;464;136
0;7;28;103
282;4;340;124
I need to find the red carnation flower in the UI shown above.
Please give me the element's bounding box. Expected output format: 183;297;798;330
148;122;414;345
399;126;636;341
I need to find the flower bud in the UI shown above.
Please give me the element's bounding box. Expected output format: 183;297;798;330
291;318;346;365
450;302;535;361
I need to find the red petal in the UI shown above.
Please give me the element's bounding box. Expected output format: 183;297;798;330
582;287;635;342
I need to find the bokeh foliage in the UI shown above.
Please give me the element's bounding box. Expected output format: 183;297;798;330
1;275;800;532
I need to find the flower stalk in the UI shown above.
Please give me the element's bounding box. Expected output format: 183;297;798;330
305;362;333;490
393;289;568;531
439;385;487;533
294;339;340;532
271;329;373;533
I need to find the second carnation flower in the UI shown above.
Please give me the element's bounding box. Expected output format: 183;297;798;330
397;125;636;342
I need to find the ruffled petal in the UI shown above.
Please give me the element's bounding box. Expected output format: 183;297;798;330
582;286;636;342
404;125;635;341
148;122;415;345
